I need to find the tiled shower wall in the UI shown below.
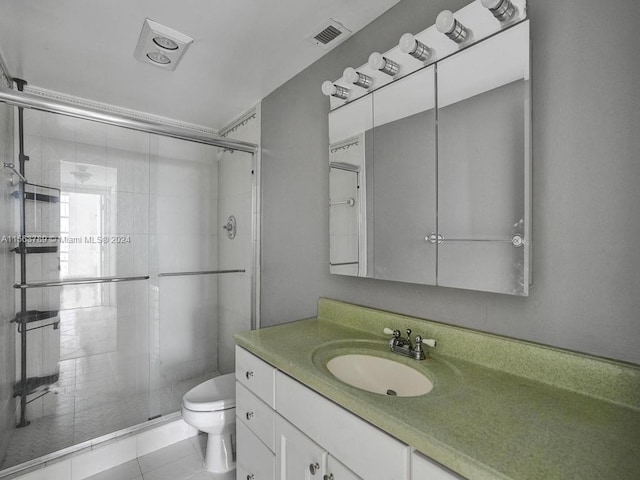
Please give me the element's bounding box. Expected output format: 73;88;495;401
150;136;220;409
0;78;15;462
217;110;259;374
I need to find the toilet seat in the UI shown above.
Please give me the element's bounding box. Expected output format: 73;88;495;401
183;373;235;412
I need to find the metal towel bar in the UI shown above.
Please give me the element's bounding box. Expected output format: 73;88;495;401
14;275;149;289
329;197;355;207
158;269;245;278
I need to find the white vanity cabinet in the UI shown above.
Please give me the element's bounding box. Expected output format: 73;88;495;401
236;346;466;480
235;348;276;480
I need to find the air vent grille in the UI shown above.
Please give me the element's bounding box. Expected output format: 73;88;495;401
315;25;342;45
307;19;351;50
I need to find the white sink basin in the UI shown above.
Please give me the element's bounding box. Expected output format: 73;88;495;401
326;354;433;397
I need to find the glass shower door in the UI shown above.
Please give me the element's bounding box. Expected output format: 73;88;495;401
147;136;255;418
1;110;153;469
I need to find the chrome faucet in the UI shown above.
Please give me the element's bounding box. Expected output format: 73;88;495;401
383;328;436;360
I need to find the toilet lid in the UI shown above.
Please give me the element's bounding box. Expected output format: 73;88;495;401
183;373;235;412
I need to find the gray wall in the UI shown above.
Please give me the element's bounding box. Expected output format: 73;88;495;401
0;93;15;459
261;0;640;364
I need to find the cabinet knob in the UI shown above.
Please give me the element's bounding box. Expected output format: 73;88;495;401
323;475;334;480
247;475;255;480
245;370;254;379
309;462;320;475
246;411;254;420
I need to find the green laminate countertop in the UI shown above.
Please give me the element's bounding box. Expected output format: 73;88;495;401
235;299;640;480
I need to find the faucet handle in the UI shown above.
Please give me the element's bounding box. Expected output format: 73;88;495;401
406;328;412;339
421;338;437;348
413;335;425;360
383;328;401;337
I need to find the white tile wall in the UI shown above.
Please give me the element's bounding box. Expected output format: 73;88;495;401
216;108;259;373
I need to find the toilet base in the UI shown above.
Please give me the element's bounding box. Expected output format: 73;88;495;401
205;432;235;473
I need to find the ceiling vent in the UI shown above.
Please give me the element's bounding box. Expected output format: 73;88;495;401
307;19;351;50
134;19;193;71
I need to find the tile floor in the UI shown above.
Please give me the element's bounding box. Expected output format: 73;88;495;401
84;436;234;480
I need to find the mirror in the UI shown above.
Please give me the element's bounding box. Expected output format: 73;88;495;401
328;21;531;295
437;22;530;295
368;67;437;284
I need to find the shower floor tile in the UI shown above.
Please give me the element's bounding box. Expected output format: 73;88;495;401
0;413;74;469
1;303;219;474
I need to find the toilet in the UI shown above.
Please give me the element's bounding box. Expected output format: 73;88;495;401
181;373;236;473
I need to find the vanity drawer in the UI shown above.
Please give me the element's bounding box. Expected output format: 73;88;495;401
236;346;276;408
275;371;410;480
236;381;275;451
237;420;275;480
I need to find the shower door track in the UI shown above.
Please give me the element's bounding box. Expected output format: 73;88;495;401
0;86;258;153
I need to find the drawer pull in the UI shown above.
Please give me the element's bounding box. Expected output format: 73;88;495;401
245;411;254;420
246;370;254;379
247;475;255;480
323;475;334;480
309;462;320;475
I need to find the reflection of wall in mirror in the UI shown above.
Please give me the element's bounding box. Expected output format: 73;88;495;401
367;109;437;286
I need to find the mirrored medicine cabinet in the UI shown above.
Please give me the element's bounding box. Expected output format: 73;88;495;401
328;21;531;296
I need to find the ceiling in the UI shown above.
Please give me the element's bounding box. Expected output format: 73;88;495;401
0;0;402;130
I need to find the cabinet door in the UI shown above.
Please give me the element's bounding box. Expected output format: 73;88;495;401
326;454;362;480
370;66;437;285
437;22;530;295
275;372;409;480
237;420;275;480
275;415;326;480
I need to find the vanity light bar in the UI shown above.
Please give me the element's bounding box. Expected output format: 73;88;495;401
323;0;527;109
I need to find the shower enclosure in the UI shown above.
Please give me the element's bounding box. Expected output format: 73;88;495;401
0;86;259;473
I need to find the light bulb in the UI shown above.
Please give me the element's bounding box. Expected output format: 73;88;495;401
436;10;456;34
146;51;171;65
368;52;385;70
343;67;372;89
481;0;516;22
153;36;179;50
368;52;399;77
399;33;431;62
436;10;469;44
321;81;349;100
399;33;417;54
321;81;337;96
343;67;359;84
